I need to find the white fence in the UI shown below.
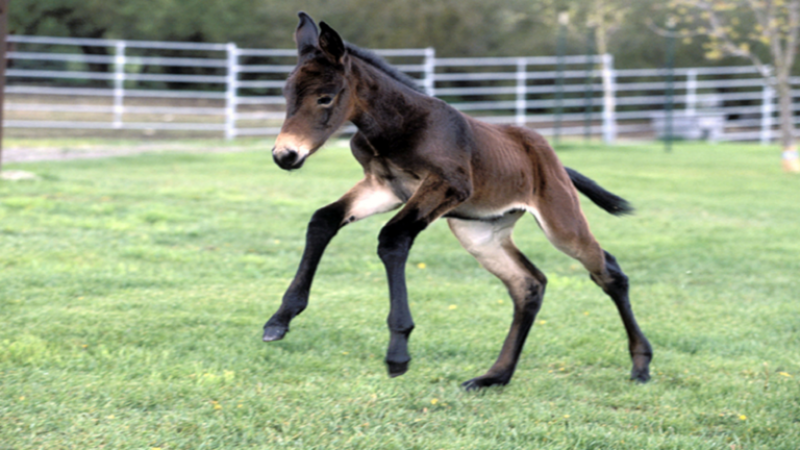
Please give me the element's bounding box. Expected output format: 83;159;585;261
4;35;797;143
5;35;430;139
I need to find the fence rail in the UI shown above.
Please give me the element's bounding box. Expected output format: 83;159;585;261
4;35;797;143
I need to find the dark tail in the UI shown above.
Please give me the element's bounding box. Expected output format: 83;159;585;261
565;167;633;216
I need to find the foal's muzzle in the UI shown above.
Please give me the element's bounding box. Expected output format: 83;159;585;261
272;148;306;171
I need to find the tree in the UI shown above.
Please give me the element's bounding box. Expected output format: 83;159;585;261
577;0;633;143
668;0;800;172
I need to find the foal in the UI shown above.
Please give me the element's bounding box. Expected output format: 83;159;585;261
263;12;652;389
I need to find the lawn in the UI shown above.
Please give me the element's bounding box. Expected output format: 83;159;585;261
1;139;798;449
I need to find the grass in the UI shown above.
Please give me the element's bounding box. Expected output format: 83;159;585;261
1;139;799;449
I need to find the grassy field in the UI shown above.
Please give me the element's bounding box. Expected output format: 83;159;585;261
1;139;799;449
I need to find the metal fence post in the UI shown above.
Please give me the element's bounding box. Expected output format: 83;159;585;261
225;42;239;140
424;47;436;96
664;22;676;153
584;29;595;142
761;82;774;145
113;41;126;129
516;58;526;126
686;69;697;116
601;53;617;144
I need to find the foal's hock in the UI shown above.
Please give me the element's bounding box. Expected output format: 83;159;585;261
263;12;652;390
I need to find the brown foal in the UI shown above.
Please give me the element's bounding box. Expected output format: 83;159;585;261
263;12;652;390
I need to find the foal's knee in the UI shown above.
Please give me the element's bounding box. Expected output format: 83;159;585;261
515;275;546;314
377;219;422;264
505;248;547;312
307;206;345;240
377;233;411;264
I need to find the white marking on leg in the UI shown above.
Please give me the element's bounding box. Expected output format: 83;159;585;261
448;215;528;282
344;184;403;225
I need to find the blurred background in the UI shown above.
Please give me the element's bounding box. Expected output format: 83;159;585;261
3;0;733;64
3;0;799;166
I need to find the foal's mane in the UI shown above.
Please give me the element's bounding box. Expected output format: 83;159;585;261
345;43;425;94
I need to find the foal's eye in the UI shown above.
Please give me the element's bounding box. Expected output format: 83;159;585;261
317;96;333;106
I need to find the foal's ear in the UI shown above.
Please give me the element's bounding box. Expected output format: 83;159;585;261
318;21;346;64
294;11;319;56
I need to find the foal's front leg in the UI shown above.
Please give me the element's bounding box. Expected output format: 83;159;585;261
263;178;402;342
377;174;471;376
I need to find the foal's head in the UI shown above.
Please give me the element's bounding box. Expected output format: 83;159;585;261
272;13;354;171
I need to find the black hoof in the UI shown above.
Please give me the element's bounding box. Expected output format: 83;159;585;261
386;359;410;378
631;367;651;383
461;375;509;391
262;324;288;342
631;350;652;383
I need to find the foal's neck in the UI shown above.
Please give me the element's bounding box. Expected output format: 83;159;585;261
347;57;429;152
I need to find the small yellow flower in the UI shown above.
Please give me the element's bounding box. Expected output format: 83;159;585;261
739;415;747;421
341;351;349;355
584;311;590;316
448;304;457;310
18;396;25;401
237;404;243;408
778;372;792;377
417;262;426;269
108;414;115;419
538;320;547;325
214;404;223;410
497;299;503;304
431;398;438;405
563;414;570;419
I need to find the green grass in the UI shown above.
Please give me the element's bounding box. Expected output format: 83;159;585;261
1;139;799;449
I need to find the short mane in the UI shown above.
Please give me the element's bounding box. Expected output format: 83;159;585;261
345;43;426;94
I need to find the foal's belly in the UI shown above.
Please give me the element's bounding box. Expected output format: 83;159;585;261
366;153;532;221
446;201;531;222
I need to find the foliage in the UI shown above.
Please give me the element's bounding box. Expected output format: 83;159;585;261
1;139;799;449
666;0;799;78
8;0;774;69
664;0;800;161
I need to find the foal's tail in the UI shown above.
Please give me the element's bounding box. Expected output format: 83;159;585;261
565;167;634;216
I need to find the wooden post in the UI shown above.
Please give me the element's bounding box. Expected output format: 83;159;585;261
0;0;8;174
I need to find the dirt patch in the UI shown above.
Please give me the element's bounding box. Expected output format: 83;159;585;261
0;170;38;180
1;143;262;163
1;138;349;164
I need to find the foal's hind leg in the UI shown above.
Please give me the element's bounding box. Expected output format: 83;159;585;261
448;212;547;390
532;206;652;382
588;250;652;382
